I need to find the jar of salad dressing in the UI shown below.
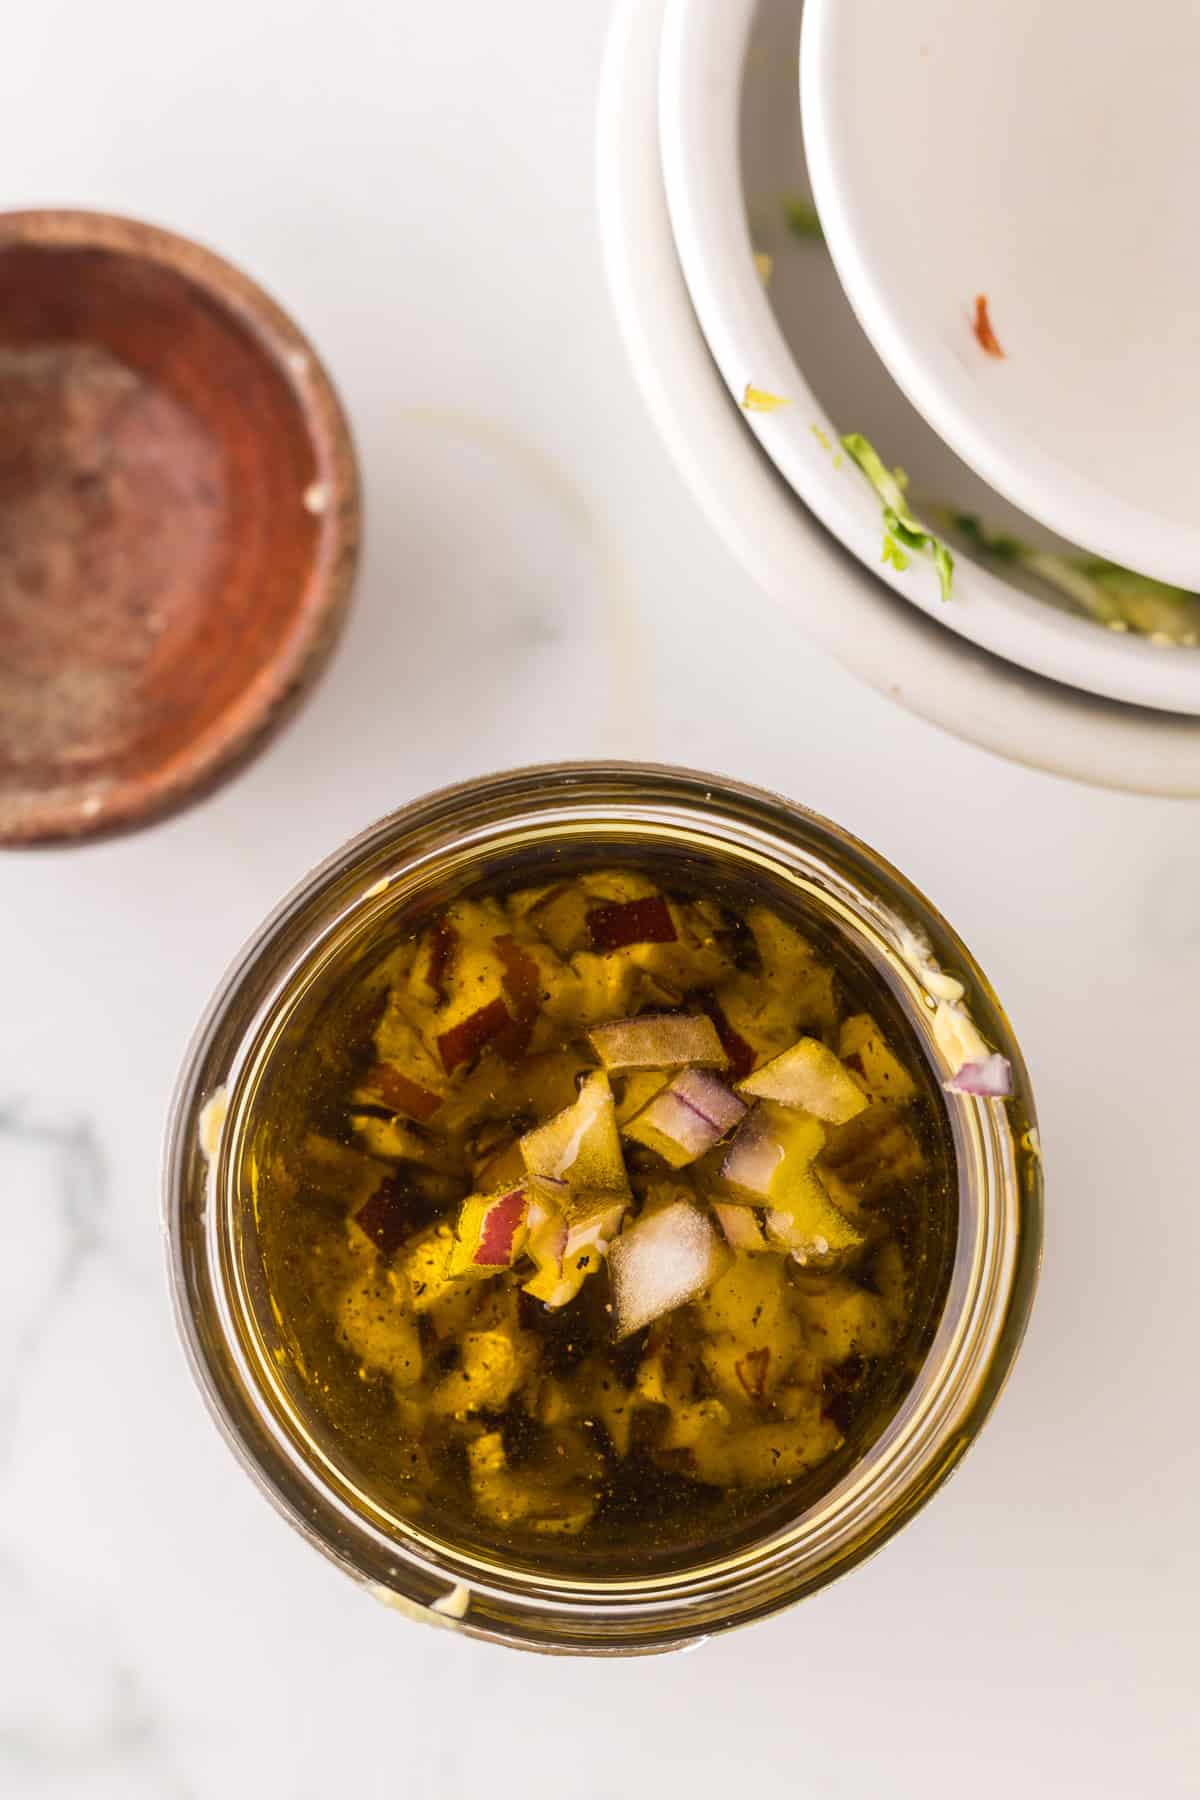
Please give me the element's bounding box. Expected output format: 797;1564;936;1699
166;764;1040;1654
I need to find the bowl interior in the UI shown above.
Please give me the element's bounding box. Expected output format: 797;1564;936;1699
0;216;357;843
657;0;1200;714
802;0;1200;590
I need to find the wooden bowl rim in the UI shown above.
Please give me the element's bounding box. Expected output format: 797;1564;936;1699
0;207;362;846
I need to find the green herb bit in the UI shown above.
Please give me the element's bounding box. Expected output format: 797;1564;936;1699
947;510;1200;644
784;198;824;241
943;511;1025;563
841;434;955;602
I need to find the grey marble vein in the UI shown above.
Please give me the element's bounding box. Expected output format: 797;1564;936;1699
0;1106;120;1465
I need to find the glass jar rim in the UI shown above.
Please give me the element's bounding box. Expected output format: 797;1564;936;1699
164;761;1042;1655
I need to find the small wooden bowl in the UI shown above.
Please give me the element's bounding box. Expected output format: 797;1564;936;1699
0;210;361;844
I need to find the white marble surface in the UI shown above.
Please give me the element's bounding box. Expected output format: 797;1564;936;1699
2;4;1198;1795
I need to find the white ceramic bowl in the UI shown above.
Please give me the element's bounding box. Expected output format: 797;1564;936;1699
803;0;1200;591
596;0;1200;795
655;0;1200;716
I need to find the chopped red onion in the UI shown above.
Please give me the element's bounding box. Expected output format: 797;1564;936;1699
945;1053;1013;1098
424;915;459;1004
586;896;676;950
450;1183;531;1274
492;934;540;1058
764;1209;823;1252
608;1200;731;1339
525;1200;627;1309
764;1206;843;1266
623;1068;747;1168
353;1176;426;1258
520;1070;630;1201
525;1197;569;1273
697;992;756;1080
563;1203;626;1266
473;1186;529;1266
361;1062;443;1122
712;1201;768;1252
737;1036;867;1123
720;1106;786;1198
437;997;514;1074
530;1171;569;1203
588;1013;727;1072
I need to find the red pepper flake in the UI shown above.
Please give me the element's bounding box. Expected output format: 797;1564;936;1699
425;915;459;1004
495;934;539;1011
353;1177;431;1258
697;992;756;1081
586;896;677;951
437;996;515;1074
735;1346;771;1403
972;294;1005;358
361;1062;443;1122
475;1186;529;1266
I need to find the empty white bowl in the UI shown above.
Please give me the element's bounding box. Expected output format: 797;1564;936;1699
655;0;1200;716
597;0;1200;793
802;0;1200;591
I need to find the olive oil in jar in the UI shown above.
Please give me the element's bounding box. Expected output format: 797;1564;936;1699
247;858;957;1575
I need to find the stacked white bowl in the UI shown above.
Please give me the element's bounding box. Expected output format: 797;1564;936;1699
598;0;1200;792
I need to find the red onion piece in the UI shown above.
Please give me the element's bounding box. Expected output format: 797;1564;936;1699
624;1067;746;1168
437;997;514;1074
608;1199;731;1339
360;1063;443;1122
524;1200;627;1309
493;934;540;1059
586;896;677;950
520;1070;630;1201
737;1037;867;1123
524;1196;569;1273
425;915;459;1004
720;1106;786;1198
722;1102;859;1263
449;1183;531;1273
474;1186;529;1266
763;1189;860;1264
588;1013;727;1072
697;992;756;1081
945;1053;1013;1098
764;1208;829;1254
712;1201;768;1252
353;1176;428;1258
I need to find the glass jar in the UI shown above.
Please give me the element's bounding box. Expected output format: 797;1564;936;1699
165;763;1041;1655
